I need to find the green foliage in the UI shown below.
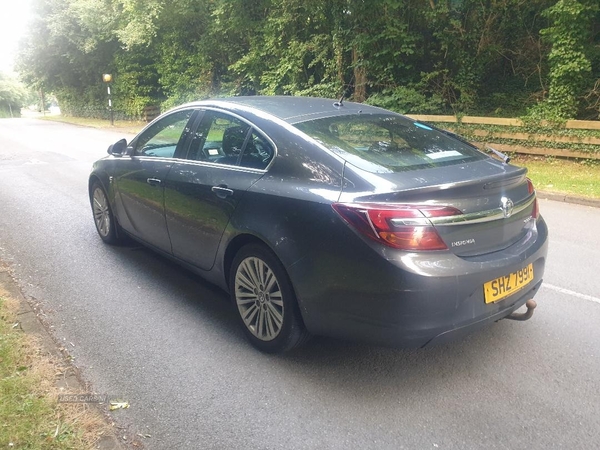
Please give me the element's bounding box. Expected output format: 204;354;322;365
365;85;445;114
0;73;28;117
521;106;568;131
14;0;600;121
531;0;597;119
16;0;122;115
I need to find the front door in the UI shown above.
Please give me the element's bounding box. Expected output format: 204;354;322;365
114;109;195;252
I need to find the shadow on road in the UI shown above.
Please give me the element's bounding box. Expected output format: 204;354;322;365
100;237;528;395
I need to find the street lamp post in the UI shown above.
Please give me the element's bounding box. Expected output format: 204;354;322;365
102;73;114;126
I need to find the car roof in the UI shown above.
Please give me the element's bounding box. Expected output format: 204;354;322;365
181;96;392;124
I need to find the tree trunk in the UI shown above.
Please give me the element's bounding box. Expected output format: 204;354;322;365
352;47;367;102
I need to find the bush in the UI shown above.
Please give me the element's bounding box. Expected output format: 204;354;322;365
365;86;446;114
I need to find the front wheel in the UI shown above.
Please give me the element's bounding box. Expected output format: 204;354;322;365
230;244;310;353
90;180;122;245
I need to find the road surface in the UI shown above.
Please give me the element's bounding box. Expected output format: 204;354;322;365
1;118;599;449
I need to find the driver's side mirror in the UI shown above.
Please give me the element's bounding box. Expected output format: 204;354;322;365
107;139;128;156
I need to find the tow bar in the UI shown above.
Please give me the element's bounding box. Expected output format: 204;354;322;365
505;299;537;321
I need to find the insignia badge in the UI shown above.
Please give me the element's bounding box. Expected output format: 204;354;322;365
500;196;514;218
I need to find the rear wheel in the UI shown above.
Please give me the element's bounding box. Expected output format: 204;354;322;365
230;244;310;353
90;180;122;245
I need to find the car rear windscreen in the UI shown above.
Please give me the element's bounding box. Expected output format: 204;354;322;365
293;114;486;173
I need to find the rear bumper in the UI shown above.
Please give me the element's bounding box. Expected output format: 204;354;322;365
307;278;543;348
291;217;548;348
424;286;537;346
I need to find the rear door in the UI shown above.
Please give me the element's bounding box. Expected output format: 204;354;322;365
164;110;275;270
113;108;196;252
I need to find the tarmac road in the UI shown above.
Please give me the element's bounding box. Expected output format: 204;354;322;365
1;118;599;449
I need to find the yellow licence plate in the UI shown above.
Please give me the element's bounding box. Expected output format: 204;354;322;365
483;263;534;304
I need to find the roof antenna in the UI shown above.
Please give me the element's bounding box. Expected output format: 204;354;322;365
333;87;349;108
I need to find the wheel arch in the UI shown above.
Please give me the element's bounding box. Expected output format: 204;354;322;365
224;234;311;351
89;173;125;242
222;233;305;307
223;234;270;290
88;173;111;199
88;174;102;196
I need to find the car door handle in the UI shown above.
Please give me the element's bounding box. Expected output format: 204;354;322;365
147;177;162;186
211;185;234;198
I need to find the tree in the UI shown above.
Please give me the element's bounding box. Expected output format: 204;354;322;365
0;73;28;117
15;0;600;119
533;0;597;119
17;0;120;117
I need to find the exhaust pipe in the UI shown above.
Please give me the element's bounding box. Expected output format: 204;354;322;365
506;299;537;321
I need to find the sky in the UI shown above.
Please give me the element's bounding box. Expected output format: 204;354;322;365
0;0;33;74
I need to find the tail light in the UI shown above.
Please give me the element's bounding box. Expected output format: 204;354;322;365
526;178;535;195
332;203;462;251
527;178;540;219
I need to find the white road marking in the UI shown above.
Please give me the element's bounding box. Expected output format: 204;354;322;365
543;284;600;304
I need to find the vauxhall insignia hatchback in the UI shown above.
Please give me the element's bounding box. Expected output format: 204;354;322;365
89;96;548;353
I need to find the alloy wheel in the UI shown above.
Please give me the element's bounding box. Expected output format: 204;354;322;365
92;187;111;238
234;256;284;341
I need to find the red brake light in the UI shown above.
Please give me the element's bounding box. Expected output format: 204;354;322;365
332;203;462;251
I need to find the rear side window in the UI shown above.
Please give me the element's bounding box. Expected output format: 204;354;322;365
239;132;274;170
293;114;485;173
186;111;274;170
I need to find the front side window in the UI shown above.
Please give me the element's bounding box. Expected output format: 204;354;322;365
294;114;485;173
134;109;194;158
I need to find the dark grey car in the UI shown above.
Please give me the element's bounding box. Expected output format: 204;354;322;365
89;96;548;353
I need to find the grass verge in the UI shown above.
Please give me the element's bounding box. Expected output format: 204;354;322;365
38;115;145;134
512;155;600;199
0;292;109;449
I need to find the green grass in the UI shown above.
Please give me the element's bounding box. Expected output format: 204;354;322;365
38;115;146;134
0;295;107;449
512;155;600;199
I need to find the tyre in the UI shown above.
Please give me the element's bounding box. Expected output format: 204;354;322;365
90;180;122;245
230;243;310;353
